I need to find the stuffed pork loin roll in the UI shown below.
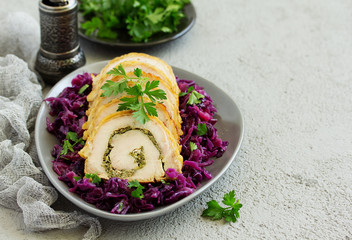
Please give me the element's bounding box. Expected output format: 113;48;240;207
79;53;183;183
82;111;183;183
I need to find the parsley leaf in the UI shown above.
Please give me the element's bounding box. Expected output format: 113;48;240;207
66;131;78;142
81;16;101;36
202;200;224;220
222;190;237;206
101;64;146;98
128;180;145;199
180;86;205;105
134;68;142;78
179;91;188;97
179;86;193;97
78;84;90;94
144;80;167;102
132;104;150;125
144;102;158;117
100;80;128;97
81;16;118;39
190;141;197;152
187;87;205;105
160;179;170;185
73;176;81;181
117;96;139;111
85;173;102;184
60;132;84;155
107;64;127;77
202;190;242;223
197;123;207;136
101;65;167;124
61;140;74;155
81;16;117;39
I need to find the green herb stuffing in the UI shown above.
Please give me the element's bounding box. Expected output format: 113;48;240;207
79;0;191;42
202;190;243;223
129;146;146;168
128;180;145;199
102;127;162;178
60;132;85;155
100;65;167;124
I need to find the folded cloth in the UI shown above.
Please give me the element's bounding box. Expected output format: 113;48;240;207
0;54;101;240
0;11;40;70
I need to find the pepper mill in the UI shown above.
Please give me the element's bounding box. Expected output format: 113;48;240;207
35;0;86;85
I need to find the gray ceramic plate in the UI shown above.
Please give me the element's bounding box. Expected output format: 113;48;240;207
78;3;196;48
35;61;244;221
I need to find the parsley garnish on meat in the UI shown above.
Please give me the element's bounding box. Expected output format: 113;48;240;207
100;65;167;124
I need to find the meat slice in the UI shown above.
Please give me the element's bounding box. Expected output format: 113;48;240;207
82;80;181;140
89;53;180;99
83;97;179;142
83;66;182;140
81;111;183;183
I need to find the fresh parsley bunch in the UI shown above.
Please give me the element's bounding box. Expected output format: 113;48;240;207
80;0;191;42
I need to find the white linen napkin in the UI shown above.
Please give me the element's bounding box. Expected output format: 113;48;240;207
0;12;101;240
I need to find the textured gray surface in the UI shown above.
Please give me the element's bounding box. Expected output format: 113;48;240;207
0;0;351;239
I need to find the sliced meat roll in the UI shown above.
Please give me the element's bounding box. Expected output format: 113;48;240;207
81;111;183;183
88;53;179;99
88;60;180;104
83;70;182;140
83;97;179;142
86;69;179;118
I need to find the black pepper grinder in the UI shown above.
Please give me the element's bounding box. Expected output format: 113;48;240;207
35;0;86;85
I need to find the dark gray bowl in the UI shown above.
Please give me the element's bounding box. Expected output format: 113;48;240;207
78;3;196;48
35;61;244;221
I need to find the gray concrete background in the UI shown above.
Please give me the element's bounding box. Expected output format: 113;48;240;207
0;0;351;239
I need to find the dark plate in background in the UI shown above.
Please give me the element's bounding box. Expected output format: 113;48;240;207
78;3;196;48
